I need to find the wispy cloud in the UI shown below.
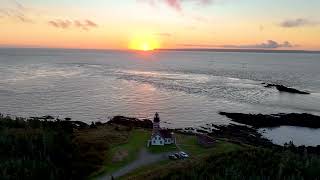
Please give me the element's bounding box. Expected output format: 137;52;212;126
154;33;172;37
48;20;72;29
178;40;297;49
224;40;296;49
280;18;319;28
48;19;98;31
140;0;214;12
178;44;218;48
0;0;33;23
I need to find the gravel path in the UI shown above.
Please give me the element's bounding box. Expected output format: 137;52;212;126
98;148;176;180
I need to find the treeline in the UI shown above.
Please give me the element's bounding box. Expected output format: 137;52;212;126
130;147;320;180
0;114;107;180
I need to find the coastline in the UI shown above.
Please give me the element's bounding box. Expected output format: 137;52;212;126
1;112;320;179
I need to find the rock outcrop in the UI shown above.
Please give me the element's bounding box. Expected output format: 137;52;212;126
107;116;153;129
219;112;320;128
264;83;310;94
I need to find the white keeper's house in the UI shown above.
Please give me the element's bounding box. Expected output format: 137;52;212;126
148;113;176;146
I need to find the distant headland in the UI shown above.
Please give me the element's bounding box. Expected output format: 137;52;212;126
157;48;320;54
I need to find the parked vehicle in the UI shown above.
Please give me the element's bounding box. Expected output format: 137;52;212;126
169;152;189;160
168;154;178;160
174;153;182;159
179;151;189;158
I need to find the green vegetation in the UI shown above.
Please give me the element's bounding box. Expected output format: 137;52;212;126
2;113;320;180
126;147;320;180
73;124;130;177
0;115;131;180
148;144;177;153
176;133;244;155
94;129;151;175
119;160;170;180
176;133;209;154
0;115;75;180
121;139;243;179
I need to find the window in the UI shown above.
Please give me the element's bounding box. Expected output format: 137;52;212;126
153;140;155;144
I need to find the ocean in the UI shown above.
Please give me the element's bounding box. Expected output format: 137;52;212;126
0;48;320;129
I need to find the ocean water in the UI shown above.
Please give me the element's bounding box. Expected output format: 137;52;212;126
0;48;320;129
260;126;320;146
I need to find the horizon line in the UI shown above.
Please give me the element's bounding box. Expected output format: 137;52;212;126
0;46;320;54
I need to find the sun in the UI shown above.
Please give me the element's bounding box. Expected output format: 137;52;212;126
129;35;160;51
142;43;151;51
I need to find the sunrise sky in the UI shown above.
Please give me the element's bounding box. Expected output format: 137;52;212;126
0;0;319;50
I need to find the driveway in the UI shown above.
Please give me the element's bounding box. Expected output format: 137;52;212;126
97;148;176;180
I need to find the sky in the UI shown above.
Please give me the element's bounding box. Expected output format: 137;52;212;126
0;0;319;50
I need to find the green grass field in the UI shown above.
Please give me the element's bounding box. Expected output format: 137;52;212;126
148;144;178;153
176;133;245;155
92;128;244;179
120;136;244;180
104;129;151;173
90;128;151;178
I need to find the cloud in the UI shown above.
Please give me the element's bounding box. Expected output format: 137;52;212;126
0;0;33;23
178;44;218;48
165;0;181;11
140;0;214;11
48;20;72;29
154;33;172;37
178;40;297;49
280;18;319;28
223;40;296;49
48;19;98;31
85;20;98;27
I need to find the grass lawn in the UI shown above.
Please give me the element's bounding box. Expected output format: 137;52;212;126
148;144;178;153
120;135;245;180
92;129;245;179
118;160;171;180
92;128;151;177
175;133;244;155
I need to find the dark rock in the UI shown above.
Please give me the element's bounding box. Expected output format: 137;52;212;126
107;116;153;129
197;129;210;134
265;84;310;94
65;117;72;121
71;121;89;129
219;112;320;128
208;124;274;147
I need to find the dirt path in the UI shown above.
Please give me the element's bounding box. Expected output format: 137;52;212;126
97;148;176;180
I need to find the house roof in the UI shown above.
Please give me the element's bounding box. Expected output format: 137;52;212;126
152;129;173;139
159;129;172;138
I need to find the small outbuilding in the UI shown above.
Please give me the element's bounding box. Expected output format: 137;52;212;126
197;134;216;148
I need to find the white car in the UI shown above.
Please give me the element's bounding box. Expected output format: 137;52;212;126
179;151;189;158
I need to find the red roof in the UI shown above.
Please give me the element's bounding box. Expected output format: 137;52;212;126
153;129;173;139
159;129;173;138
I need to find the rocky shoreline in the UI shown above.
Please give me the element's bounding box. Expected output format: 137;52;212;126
105;113;320;149
105;115;275;147
219;112;320;128
107;116;153;129
263;83;310;94
4;112;318;148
